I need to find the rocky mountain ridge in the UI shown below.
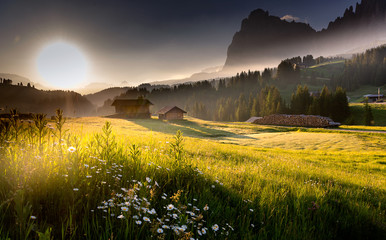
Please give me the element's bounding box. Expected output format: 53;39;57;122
224;0;386;70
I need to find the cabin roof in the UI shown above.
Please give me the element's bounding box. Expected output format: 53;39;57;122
363;94;384;98
156;106;187;114
111;98;153;106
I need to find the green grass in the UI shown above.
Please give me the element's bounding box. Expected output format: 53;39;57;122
0;116;385;239
346;103;386;126
302;61;345;79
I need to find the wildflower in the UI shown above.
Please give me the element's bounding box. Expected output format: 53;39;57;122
133;215;139;219
73;188;79;191
86;175;92;178
84;164;89;168
172;213;178;219
157;228;164;234
117;215;124;219
121;206;129;212
249;209;254;212
30;216;37;220
167;204;174;210
143;216;151;222
68;146;76;153
162;225;170;229
135;220;142;225
211;185;215;188
212;224;219;232
148;208;156;215
251;223;255;227
203;205;209;211
146;177;151;183
201;228;207;234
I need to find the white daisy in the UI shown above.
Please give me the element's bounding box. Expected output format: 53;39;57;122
68;146;76;152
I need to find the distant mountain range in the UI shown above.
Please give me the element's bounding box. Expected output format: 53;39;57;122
224;0;386;70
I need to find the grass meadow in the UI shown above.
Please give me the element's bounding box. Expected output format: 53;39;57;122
0;114;385;239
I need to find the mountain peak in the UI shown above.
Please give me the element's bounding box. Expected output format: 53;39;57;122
224;0;386;70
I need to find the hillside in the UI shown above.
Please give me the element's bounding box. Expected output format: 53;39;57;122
84;87;130;107
224;0;386;70
302;61;345;79
0;85;95;117
0;73;45;89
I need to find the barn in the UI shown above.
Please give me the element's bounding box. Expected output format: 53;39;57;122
156;106;186;120
111;98;153;118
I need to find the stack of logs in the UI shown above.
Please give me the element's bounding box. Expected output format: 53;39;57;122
252;114;340;128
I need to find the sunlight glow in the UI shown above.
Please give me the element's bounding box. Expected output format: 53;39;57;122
37;42;88;89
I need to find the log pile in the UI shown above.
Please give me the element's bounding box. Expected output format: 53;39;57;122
252;114;340;128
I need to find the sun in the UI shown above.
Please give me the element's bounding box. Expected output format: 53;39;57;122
37;42;88;89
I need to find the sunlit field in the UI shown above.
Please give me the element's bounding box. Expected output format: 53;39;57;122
0;113;385;239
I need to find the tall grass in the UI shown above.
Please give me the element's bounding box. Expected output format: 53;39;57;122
0;113;385;239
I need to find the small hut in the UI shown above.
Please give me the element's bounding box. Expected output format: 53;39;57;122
111;98;153;118
363;94;384;103
156;106;186;120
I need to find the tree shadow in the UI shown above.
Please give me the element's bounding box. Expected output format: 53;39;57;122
128;118;257;140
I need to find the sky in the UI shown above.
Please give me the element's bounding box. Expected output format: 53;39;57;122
0;0;360;89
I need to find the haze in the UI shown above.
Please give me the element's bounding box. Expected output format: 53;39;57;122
0;0;360;90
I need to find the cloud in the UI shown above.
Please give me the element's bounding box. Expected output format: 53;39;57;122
281;15;301;22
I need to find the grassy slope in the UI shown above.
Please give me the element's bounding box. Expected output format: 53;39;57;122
299;61;384;103
304;60;345;79
1;117;385;239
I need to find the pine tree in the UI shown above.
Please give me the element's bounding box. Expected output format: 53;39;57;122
319;86;331;117
331;87;350;122
364;101;374;126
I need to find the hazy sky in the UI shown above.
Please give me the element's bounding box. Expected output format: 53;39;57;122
0;0;360;88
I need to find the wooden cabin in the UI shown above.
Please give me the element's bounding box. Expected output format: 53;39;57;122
363;94;384;103
156;106;186;120
111;98;153;118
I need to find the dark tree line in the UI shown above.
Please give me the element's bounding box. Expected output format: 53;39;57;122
332;45;386;90
290;85;350;122
0;78;35;88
